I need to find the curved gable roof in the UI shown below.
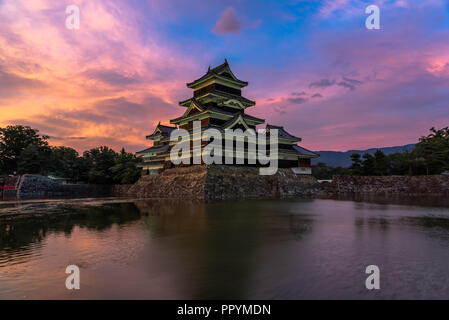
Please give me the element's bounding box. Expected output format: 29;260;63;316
186;59;248;88
146;123;177;139
266;124;301;142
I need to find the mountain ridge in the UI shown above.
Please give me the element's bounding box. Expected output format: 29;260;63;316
311;144;416;167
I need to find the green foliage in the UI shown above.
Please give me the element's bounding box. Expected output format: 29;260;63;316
349;153;362;175
17;144;51;174
83;146;118;184
0;125;141;185
110;148;142;184
0;125;49;173
345;127;449;176
83;146;141;184
414;127;449;175
47;146;87;182
361;153;375;175
373;150;389;176
389;152;409;175
312;162;350;179
318;127;449;178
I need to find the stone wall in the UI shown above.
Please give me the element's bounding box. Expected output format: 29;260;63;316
127;165;207;200
111;184;134;196
325;175;449;196
126;165;322;201
17;175;113;200
5;167;322;201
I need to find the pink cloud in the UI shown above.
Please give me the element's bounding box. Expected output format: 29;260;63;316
0;0;201;153
212;7;242;35
244;10;449;151
1;0;448;154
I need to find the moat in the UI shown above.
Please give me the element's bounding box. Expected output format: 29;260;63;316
1;197;449;299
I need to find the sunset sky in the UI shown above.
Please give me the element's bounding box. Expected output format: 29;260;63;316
0;0;448;152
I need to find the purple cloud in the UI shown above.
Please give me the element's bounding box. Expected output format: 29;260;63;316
309;79;335;89
212;7;242;34
0;65;46;98
274;105;287;115
337;81;356;90
288;97;308;104
84;69;141;86
343;77;362;85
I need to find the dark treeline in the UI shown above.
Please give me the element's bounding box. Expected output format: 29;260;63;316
0;125;141;185
313;127;449;179
2;125;448;183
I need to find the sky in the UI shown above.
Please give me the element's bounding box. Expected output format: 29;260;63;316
0;0;448;152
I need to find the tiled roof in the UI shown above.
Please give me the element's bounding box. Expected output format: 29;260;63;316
171;105;263;124
210;90;255;105
187;60;248;87
220;112;264;128
292;145;319;157
221;114;246;129
266;124;301;141
146;123;177;139
136;144;170;155
240;112;265;123
179;91;255;107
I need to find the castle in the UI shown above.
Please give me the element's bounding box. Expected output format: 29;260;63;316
136;60;318;175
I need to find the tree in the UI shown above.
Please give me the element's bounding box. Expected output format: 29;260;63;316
388;152;408;175
17;144;50;174
83;146;118;184
414;127;449;174
349;153;362;175
361;153;376;175
312;162;350;179
48;146;87;182
312;162;331;179
0;125;49;174
110;148;141;184
373;150;389;176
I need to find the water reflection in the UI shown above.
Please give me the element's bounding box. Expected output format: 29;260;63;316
401;216;449;230
331;193;449;208
355;216;391;231
398;216;449;242
1;197;449;299
133;200;316;299
0;203;141;247
0;202;141;267
289;214;314;240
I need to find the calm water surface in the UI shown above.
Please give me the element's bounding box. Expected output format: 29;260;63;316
1;197;449;299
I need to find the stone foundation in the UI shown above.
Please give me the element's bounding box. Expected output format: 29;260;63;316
3;167;322;201
126;165;322;201
325;175;449;196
